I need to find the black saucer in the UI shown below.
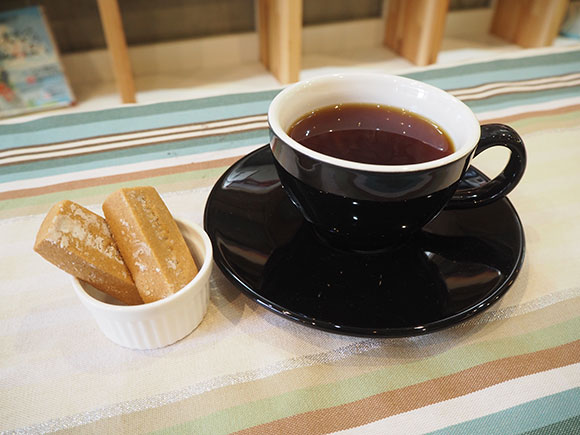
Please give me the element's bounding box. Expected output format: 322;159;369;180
203;146;525;337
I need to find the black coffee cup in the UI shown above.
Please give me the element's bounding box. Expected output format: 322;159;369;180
268;73;526;251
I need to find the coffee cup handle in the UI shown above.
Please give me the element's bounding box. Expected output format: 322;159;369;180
446;124;526;209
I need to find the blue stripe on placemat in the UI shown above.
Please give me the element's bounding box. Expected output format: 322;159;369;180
2;49;579;149
0;130;267;184
0;91;278;149
2;49;578;150
1;49;579;185
406;50;580;90
427;387;580;435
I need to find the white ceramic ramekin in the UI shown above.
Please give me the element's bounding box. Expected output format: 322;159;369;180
71;218;212;350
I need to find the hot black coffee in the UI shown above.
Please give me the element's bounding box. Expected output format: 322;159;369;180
288;103;454;165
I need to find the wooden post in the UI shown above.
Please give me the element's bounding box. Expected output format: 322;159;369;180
384;0;450;66
257;0;302;84
96;0;137;103
490;0;570;48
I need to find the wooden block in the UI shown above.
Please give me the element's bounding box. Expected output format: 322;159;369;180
257;0;271;69
516;0;569;47
491;0;570;48
257;0;303;84
97;0;137;103
489;0;527;42
384;0;450;66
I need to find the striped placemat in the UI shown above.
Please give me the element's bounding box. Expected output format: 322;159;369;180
2;48;579;219
1;47;579;434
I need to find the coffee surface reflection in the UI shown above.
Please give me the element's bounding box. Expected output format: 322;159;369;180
288;103;454;165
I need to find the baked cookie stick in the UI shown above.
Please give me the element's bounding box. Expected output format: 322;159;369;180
34;200;143;305
103;187;198;303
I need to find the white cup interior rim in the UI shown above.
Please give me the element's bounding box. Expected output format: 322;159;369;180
268;73;481;173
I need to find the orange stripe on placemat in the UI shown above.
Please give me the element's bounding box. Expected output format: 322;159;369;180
0;155;240;201
236;339;580;435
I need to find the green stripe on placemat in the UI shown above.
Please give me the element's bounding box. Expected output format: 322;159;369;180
428;388;580;435
522;414;580;435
